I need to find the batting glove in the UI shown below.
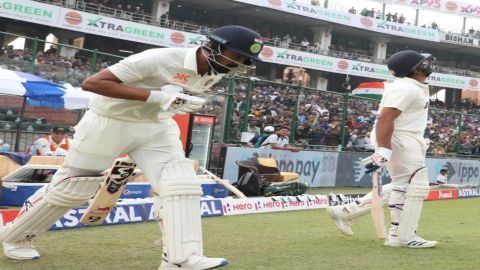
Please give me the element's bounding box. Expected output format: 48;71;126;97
362;147;392;174
146;84;205;113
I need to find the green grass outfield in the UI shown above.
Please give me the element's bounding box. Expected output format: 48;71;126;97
1;192;479;270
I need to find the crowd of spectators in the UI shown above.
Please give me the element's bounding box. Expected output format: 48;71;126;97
33;0;480;77
0;45;116;86
204;79;480;156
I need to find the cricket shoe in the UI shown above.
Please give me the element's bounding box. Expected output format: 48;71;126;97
2;240;40;260
326;206;354;236
384;235;437;249
159;254;228;270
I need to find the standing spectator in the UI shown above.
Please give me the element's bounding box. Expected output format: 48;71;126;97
392;13;398;22
45;45;57;56
386;12;393;21
301;38;310;51
348;7;357;14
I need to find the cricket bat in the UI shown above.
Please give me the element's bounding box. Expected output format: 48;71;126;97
371;170;387;239
80;158;136;225
199;167;247;198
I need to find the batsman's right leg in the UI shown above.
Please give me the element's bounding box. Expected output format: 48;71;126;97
326;184;392;235
0;167;103;260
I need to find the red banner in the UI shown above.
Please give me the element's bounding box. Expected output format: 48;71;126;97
426;189;459;201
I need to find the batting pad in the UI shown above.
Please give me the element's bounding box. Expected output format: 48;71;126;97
157;159;204;264
397;168;430;241
341;183;393;220
0;176;102;243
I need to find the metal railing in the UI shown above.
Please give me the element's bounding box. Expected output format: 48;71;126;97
31;0;479;78
1;30;479;158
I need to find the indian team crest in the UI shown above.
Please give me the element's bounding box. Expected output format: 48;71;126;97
250;38;263;54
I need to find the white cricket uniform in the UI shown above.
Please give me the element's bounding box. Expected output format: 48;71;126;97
259;134;289;149
68;47;223;172
436;174;448;184
372;77;430;185
0;47;225;244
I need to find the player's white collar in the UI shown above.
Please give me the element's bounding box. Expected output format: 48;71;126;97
183;47;201;74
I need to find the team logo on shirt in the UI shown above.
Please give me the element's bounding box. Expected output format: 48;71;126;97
173;73;191;84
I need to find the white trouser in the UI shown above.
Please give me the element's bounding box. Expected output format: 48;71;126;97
386;132;427;235
1;111;184;243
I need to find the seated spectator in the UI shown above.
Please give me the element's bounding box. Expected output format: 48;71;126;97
247;126;275;148
432;144;446;156
436;169;449;184
31;126;72;156
259;126;302;152
247;120;261;135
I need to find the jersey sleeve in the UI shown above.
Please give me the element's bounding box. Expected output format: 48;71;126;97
108;49;169;84
381;84;417;112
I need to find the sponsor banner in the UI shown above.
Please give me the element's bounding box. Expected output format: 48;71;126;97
260;46;480;91
372;0;480;20
442;32;480;47
222;147;339;187
0;0;60;26
426;158;480;186
234;0;439;41
328;193;364;206
335;152;392;187
59;8;205;48
221;195;329;216
425;189;459;200
0;190;473;229
51;204;145;230
337;154;480;187
0;0;205;49
143;199;225;221
458;188;480;198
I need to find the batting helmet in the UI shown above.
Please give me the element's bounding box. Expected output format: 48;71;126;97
387;50;437;78
207;25;264;61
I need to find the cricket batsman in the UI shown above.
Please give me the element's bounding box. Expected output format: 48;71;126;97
0;25;264;269
328;50;438;248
